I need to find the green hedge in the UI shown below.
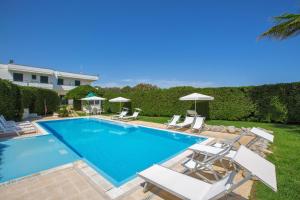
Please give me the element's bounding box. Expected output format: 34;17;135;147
21;87;60;115
0;79;60;120
0;79;23;120
66;82;300;123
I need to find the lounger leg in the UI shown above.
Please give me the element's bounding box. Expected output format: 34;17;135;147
143;182;149;192
212;170;220;181
195;172;214;183
246;137;259;148
219;159;226;171
191;152;196;160
204;153;208;160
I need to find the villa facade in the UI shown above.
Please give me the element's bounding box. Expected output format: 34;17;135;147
0;63;99;96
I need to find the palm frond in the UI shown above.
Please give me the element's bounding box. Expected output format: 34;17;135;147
259;13;300;40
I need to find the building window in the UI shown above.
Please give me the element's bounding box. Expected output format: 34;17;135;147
13;73;23;82
32;74;36;80
57;78;64;85
40;76;48;84
75;80;81;86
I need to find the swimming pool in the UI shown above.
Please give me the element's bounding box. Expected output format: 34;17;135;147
38;118;206;186
0;135;79;183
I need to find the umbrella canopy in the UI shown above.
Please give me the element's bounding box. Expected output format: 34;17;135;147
86;92;96;97
109;97;131;103
179;93;214;101
109;97;131;112
179;93;214;112
81;96;106;101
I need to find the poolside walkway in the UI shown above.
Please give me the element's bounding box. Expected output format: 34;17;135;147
0;115;259;200
0;163;109;200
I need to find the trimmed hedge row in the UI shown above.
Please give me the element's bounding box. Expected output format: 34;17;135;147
21;87;60;115
66;82;300;123
100;86;258;121
0;79;23;120
0;79;60;120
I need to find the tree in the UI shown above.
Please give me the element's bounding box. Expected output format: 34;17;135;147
133;83;158;91
260;13;300;40
65;85;98;99
121;86;132;93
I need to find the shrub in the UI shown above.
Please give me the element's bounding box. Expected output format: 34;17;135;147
65;82;300;123
57;105;69;117
206;87;255;121
65;85;98;99
21;87;60;115
21;87;36;113
0;79;23;120
33;88;60;115
268;96;288;123
98;82;300;123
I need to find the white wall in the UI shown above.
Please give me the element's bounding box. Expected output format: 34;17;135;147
57;77;92;86
0;64;12;80
0;64;97;96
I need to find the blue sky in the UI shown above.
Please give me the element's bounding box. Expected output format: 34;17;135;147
0;0;299;88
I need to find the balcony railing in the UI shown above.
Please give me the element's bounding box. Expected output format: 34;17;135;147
13;81;54;90
12;81;80;91
55;85;76;91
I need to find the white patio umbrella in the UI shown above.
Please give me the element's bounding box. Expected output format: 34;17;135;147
81;96;106;101
81;96;106;105
109;97;131;112
179;93;214;112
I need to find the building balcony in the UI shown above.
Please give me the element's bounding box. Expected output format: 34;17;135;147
13;81;54;90
55;85;76;91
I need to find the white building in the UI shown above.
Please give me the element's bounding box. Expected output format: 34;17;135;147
0;63;99;96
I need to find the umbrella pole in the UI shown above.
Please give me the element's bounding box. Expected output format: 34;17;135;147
195;100;197;112
120;102;121;112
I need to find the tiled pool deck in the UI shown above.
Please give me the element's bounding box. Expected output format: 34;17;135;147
0;115;258;200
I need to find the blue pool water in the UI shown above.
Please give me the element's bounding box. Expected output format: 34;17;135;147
0;135;79;183
39;118;206;186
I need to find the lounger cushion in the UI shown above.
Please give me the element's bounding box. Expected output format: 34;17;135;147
233;146;277;191
176;117;194;127
138;164;211;200
251;127;274;142
192;117;204;130
167;115;181;126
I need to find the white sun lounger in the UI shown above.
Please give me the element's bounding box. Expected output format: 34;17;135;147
246;127;274;147
122;111;140;120
0;122;36;136
165;115;181;128
111;110;128;120
188;127;274;160
212;127;274;149
192;117;205;131
212;131;248;149
138;145;277;200
0;115;32;128
183;144;237;181
188;144;237;160
176;116;194;129
184;127;275;180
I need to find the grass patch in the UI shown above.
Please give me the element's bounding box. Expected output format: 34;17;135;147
139;116;169;124
75;111;87;116
138;116;300;200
